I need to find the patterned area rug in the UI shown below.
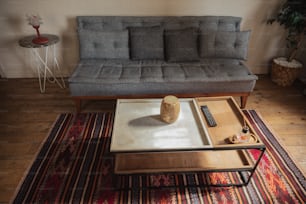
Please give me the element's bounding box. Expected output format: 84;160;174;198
12;111;306;203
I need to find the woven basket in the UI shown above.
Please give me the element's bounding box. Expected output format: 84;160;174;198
271;58;302;87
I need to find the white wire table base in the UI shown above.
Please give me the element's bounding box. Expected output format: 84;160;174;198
30;45;65;93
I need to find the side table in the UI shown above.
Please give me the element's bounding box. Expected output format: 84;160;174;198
19;34;65;93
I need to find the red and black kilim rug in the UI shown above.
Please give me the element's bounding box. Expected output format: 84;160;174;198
12;110;306;203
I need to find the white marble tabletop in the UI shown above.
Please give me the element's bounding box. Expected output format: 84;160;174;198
110;98;212;152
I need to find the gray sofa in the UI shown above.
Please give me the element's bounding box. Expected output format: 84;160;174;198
68;16;258;112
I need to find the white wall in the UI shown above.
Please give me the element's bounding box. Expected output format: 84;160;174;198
0;0;296;78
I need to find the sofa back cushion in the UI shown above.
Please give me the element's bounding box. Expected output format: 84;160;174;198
199;31;250;60
165;28;199;62
77;16;243;60
77;16;241;31
129;26;164;60
78;30;129;59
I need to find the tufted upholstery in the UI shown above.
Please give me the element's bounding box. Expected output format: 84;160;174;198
69;59;257;95
78;16;241;31
69;16;257;111
199;31;250;60
78;29;129;59
77;16;242;60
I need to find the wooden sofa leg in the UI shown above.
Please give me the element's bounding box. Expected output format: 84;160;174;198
240;95;248;109
74;99;81;113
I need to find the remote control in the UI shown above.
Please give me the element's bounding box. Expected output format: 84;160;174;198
201;105;217;127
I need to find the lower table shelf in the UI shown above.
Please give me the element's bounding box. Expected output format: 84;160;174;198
114;150;253;174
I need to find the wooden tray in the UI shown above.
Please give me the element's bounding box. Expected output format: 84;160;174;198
195;96;262;147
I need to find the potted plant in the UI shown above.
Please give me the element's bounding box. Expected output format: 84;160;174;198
267;0;306;86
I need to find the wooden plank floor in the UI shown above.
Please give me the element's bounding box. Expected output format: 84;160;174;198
0;75;305;203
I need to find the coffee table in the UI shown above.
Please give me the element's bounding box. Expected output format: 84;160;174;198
110;96;266;187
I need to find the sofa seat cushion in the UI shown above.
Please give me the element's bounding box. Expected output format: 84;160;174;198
69;59;258;96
